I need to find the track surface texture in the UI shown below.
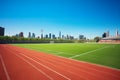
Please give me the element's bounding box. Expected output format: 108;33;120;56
0;44;120;80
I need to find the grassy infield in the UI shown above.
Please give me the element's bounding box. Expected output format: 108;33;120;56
13;43;120;69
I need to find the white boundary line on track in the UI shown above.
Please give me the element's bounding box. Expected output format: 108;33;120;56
69;46;111;58
7;44;120;75
6;46;71;80
49;55;120;78
18;53;71;80
3;45;53;80
11;48;120;79
13;52;54;80
15;46;120;79
34;56;97;80
11;44;120;71
57;52;120;71
0;54;11;80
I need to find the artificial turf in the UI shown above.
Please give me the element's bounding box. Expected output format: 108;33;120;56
13;43;120;69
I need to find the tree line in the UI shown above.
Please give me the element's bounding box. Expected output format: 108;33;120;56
0;36;99;44
0;36;75;44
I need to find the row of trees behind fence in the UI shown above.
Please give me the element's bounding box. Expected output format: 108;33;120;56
0;36;98;44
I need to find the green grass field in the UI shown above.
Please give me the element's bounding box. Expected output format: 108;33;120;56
13;43;120;69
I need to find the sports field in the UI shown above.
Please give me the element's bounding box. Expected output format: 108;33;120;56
1;44;120;80
13;43;120;69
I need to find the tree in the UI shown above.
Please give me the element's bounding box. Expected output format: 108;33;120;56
102;33;106;38
94;36;101;42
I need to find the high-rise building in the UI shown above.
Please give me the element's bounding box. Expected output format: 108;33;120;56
79;35;84;39
62;35;65;39
116;29;119;37
41;29;43;38
28;32;31;38
32;33;35;38
66;34;69;39
59;31;61;39
0;27;5;36
41;34;43;38
52;34;56;39
45;34;48;38
106;31;109;37
49;33;51;39
19;32;24;37
70;36;74;40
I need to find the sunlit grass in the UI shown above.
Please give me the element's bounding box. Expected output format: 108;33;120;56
13;43;120;69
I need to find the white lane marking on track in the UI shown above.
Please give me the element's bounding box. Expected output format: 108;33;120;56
0;54;11;80
8;45;120;79
18;53;71;80
34;53;120;79
34;56;90;80
5;45;120;79
55;53;120;78
69;46;111;58
6;46;71;80
6;50;53;80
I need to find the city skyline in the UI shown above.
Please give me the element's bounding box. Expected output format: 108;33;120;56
0;0;120;39
1;26;120;41
12;31;85;40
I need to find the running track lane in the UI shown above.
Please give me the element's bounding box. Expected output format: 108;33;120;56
0;44;120;80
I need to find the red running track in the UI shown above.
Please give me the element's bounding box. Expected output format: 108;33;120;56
0;44;120;80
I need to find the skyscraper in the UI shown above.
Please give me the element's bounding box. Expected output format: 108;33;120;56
79;35;84;40
41;34;43;38
116;29;119;37
0;27;5;36
41;29;43;39
67;34;69;39
106;31;109;37
45;34;48;38
28;32;31;38
19;32;24;37
32;33;35;38
62;35;65;39
52;34;56;39
59;31;61;39
49;33;51;39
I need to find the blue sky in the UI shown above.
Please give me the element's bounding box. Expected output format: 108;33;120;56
0;0;120;39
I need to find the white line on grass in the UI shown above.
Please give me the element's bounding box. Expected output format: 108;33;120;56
24;46;73;56
0;54;11;80
69;46;111;59
57;52;65;54
56;53;120;76
46;49;73;55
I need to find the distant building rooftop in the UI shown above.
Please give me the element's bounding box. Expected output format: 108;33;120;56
102;36;120;40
